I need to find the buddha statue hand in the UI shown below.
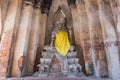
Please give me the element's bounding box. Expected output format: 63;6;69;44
50;34;55;46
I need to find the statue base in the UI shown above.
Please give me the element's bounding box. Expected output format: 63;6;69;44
33;45;84;78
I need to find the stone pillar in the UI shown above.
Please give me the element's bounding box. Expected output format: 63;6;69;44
0;0;10;38
0;5;2;38
39;14;47;50
35;13;47;72
71;1;93;75
1;0;9;24
116;0;120;62
0;0;22;78
26;2;41;76
98;0;120;79
110;0;118;27
117;0;120;41
85;0;108;77
11;0;33;77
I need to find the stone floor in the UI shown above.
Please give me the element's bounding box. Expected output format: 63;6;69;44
0;75;118;80
0;77;116;80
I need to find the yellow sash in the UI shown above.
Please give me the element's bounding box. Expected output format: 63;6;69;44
55;30;70;56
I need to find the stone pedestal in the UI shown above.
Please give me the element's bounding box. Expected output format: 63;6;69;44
33;45;84;78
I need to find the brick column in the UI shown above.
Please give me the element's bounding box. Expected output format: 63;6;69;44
85;0;108;77
1;0;9;24
26;2;41;76
116;0;120;41
71;1;93;75
98;0;120;79
11;0;33;77
110;0;118;27
34;13;47;72
0;5;2;38
0;0;10;38
0;0;22;78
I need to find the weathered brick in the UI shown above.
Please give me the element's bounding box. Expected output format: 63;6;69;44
0;0;22;77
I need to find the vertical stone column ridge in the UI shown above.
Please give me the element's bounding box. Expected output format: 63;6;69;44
116;0;120;40
0;0;22;78
35;13;47;72
71;0;93;75
71;1;85;74
116;0;120;63
1;0;9;23
0;5;2;39
85;0;108;77
11;0;33;77
98;0;120;79
0;0;10;39
110;0;118;27
26;1;41;76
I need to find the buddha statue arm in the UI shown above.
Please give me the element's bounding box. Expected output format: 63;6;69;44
50;29;58;46
69;28;72;45
50;32;55;46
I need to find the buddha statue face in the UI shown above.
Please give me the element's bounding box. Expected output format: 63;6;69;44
55;16;65;29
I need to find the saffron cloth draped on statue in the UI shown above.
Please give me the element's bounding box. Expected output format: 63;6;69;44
55;30;70;56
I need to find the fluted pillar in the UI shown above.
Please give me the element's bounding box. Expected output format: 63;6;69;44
110;0;118;27
71;1;93;75
98;0;120;79
26;2;41;76
0;0;22;78
39;14;47;51
11;0;33;77
1;0;9;23
0;0;10;38
0;5;2;38
85;0;108;77
116;0;120;66
35;13;47;71
117;0;120;42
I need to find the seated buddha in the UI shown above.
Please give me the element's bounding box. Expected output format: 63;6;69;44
50;7;70;76
34;6;82;77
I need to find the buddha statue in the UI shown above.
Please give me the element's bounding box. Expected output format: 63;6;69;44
33;6;83;78
50;6;70;76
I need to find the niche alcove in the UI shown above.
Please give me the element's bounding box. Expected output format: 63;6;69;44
33;4;84;77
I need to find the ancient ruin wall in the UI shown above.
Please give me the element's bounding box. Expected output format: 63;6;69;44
0;0;120;79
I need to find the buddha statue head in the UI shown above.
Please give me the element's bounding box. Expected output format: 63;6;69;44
53;6;67;31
